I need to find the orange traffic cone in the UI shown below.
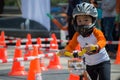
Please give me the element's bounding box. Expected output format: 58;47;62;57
37;38;42;48
24;42;32;57
9;39;27;76
114;39;120;64
0;31;7;61
27;33;32;44
16;39;21;47
68;73;80;80
68;72;90;80
36;38;47;71
0;48;8;61
24;33;32;57
47;53;62;69
68;73;89;80
0;31;6;46
27;46;42;80
50;33;58;50
24;49;33;57
37;38;43;54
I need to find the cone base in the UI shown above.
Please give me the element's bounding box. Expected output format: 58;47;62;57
8;71;28;76
47;65;62;70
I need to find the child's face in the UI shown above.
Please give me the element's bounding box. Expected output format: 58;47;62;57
76;15;92;26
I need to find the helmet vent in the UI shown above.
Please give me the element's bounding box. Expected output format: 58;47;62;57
76;5;81;11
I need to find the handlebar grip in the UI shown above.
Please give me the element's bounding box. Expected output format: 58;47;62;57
57;51;72;57
57;52;61;56
78;46;97;56
64;51;73;57
78;49;87;56
90;46;97;51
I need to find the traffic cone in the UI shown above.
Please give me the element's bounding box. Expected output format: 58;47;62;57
47;53;63;69
0;31;6;47
24;49;33;57
24;33;32;57
50;33;58;50
37;38;42;48
36;38;47;71
27;33;32;44
16;39;21;47
24;42;32;57
0;48;8;61
68;72;89;80
0;31;7;61
9;39;27;76
114;39;120;64
67;73;80;80
37;38;43;54
27;46;42;80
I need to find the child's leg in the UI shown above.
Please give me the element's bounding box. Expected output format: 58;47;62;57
86;65;98;80
98;61;111;80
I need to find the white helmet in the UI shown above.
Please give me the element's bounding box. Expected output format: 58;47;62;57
72;2;98;37
73;2;98;18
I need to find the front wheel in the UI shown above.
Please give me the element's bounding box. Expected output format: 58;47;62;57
79;75;84;80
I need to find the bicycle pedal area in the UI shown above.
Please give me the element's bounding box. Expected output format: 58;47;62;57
68;58;89;80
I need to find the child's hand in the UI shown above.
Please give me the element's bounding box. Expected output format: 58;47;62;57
84;44;99;55
58;49;72;57
57;49;66;56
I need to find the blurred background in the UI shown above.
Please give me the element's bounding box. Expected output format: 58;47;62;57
0;0;102;38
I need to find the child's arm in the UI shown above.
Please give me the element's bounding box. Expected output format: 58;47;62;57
58;32;79;57
65;32;79;52
93;28;106;49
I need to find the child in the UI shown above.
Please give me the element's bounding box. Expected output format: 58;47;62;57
59;2;111;80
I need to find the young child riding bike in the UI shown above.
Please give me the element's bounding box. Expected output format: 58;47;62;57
59;2;111;80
